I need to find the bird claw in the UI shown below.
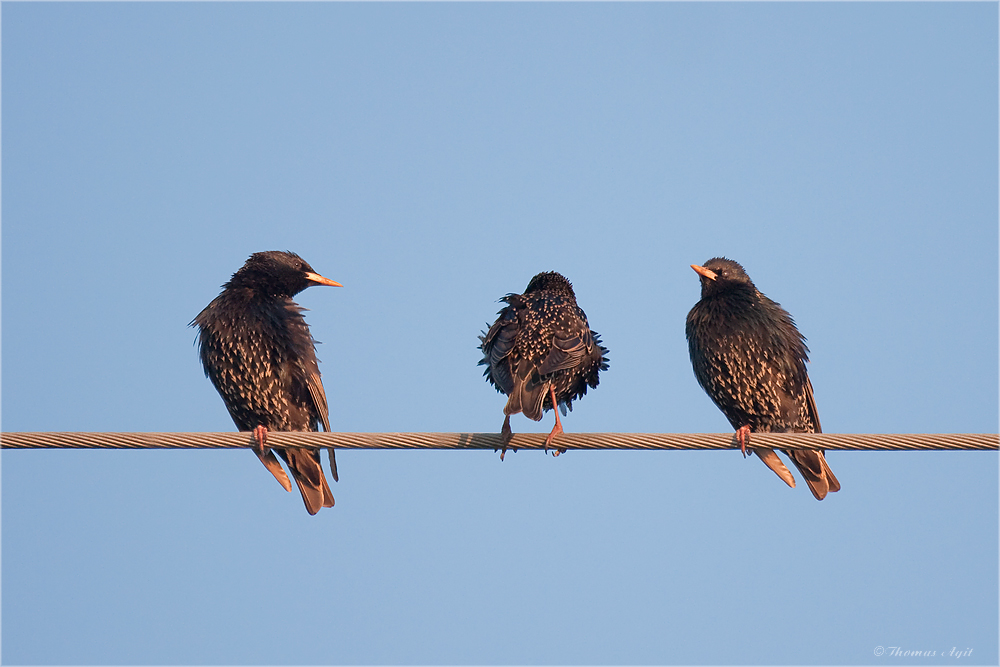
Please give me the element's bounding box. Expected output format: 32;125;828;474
499;416;514;461
736;425;751;458
250;425;292;492
544;385;565;456
543;428;564;456
252;425;270;456
497;443;518;461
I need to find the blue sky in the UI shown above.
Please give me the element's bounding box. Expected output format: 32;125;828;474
2;3;997;665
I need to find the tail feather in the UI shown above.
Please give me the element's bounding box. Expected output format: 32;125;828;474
505;378;548;422
753;447;796;489
786;449;840;501
520;380;548;421
255;449;293;492
327;447;339;483
279;447;335;514
503;382;523;416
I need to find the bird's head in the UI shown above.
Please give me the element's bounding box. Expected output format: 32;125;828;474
228;251;342;297
690;257;755;298
524;271;576;298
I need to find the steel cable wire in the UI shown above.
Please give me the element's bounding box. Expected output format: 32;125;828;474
1;432;996;451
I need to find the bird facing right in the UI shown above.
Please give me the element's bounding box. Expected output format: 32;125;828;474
192;250;341;515
685;257;840;500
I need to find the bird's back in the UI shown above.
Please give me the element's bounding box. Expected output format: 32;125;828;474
481;287;608;421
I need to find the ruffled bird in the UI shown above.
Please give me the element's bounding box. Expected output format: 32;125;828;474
192;250;341;514
480;272;609;459
686;258;840;500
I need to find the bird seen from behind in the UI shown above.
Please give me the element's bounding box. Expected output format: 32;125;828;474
480;271;609;459
685;257;840;500
192;250;341;514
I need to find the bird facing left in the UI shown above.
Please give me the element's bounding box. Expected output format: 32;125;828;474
191;250;342;515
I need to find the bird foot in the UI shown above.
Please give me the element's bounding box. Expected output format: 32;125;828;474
544;385;565;456
498;415;515;461
252;425;270;456
735;425;751;458
250;425;292;492
544;424;564;456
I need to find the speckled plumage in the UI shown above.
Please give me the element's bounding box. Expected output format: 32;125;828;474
192;251;340;514
686;257;839;500
479;272;609;455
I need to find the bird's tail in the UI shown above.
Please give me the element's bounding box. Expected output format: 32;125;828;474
327;447;339;483
255;448;293;492
753;447;797;489
278;447;335;515
504;379;548;422
785;449;841;501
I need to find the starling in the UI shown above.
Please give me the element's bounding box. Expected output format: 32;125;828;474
479;271;609;458
192;251;341;514
685;257;840;500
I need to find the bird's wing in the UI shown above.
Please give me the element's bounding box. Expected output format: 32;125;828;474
510;331;588;421
303;369;331;433
537;332;590;376
804;376;822;434
783;375;839;499
304;368;338;483
480;307;519;395
280;303;331;433
485;317;518;364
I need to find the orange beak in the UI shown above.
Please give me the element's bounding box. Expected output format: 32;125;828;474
690;264;717;281
304;272;343;288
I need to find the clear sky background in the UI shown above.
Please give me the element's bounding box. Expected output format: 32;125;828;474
2;3;997;666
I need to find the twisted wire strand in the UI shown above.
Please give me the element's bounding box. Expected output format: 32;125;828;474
0;432;996;451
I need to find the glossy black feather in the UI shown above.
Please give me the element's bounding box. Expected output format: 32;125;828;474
686;257;839;500
480;272;609;421
192;250;338;514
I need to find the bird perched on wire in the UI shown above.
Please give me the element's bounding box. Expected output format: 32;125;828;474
192;250;341;514
685;257;840;500
479;271;609;459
